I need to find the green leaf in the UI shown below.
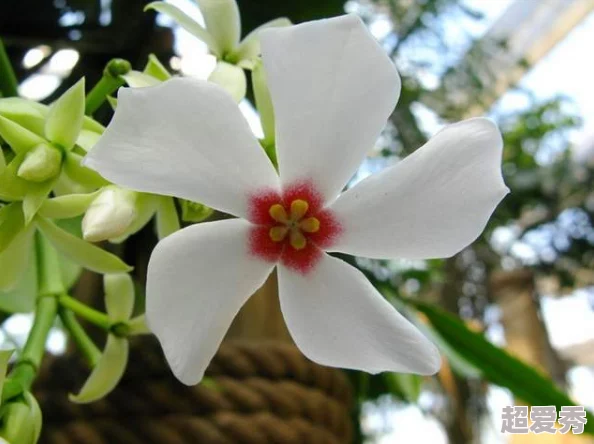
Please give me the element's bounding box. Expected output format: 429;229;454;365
82;115;105;134
156;196;180;239
0;225;34;291
400;296;594;435
0;349;14;407
383;372;423;403
127;314;150;335
35;216;132;274
104;273;134;321
45;78;85;150
22;176;57;224
252;61;275;145
233;17;291;66
0;97;47;135
69;335;128;404
55;217;84;289
143;54;171;81
208;61;246;102
0;236;37;313
0;154;31;200
196;0;240;55
76;129;101;152
144;2;220;56
0;202;25;253
38;191;99;219
63;152;109;188
0;115;47;155
121;71;161;88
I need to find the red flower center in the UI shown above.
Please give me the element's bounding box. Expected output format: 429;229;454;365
247;181;342;274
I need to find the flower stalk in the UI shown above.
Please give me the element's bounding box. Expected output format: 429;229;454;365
58;309;101;367
85;58;131;115
58;294;112;331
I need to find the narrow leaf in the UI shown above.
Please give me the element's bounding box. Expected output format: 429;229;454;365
195;0;240;54
0;202;24;253
22;177;57;224
401;297;594;435
156;196;180;239
104;273;135;321
0;237;37;313
233;18;291;65
0;115;46;155
69;335;128;404
35;216;132;274
0;97;47;135
38;191;99;219
0;349;14;407
63;152;109;188
0;225;34;291
252;61;275;145
143;54;171;81
121;71;161;88
0;154;31;200
45;78;85;150
144;2;220;56
76;129;101;152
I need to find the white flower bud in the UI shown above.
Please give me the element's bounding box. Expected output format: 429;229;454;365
17;143;62;182
82;187;137;242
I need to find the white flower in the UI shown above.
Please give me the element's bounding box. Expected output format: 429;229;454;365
83;15;508;385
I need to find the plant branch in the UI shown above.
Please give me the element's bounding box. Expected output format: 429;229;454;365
0;38;18;97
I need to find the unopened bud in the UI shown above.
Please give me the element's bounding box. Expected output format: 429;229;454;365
17;143;61;182
82;187;137;242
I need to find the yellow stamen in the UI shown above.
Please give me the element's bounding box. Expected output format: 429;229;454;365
300;217;320;233
290;199;309;220
269;204;288;223
269;226;289;242
290;230;307;250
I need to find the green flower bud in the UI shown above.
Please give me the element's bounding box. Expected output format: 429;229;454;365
16;143;61;182
180;198;214;223
0;392;41;444
82;187;137;242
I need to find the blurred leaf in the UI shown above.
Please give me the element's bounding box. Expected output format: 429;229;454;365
144;2;219;55
0;115;46;155
143;54;171;81
156;196;180;239
399;296;594;435
45;78;85;150
69;335;128;404
35;216;132;274
0;237;37;313
384;372;423;403
0;226;34;291
104;273;134;321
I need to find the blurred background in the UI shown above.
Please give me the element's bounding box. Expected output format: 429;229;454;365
1;0;594;443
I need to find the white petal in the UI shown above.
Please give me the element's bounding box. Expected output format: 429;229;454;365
83;78;279;219
196;0;240;54
146;219;274;385
278;254;440;375
261;14;400;202
329;118;509;259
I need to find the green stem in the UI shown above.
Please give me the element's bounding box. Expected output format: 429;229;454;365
58;294;112;331
85;58;131;115
59;308;101;367
0;38;18;97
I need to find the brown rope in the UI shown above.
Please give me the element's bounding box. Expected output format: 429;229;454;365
37;339;353;443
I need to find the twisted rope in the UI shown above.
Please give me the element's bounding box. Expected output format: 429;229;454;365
37;339;353;443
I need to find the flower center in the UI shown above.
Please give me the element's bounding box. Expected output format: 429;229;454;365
247;181;343;275
268;199;321;250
